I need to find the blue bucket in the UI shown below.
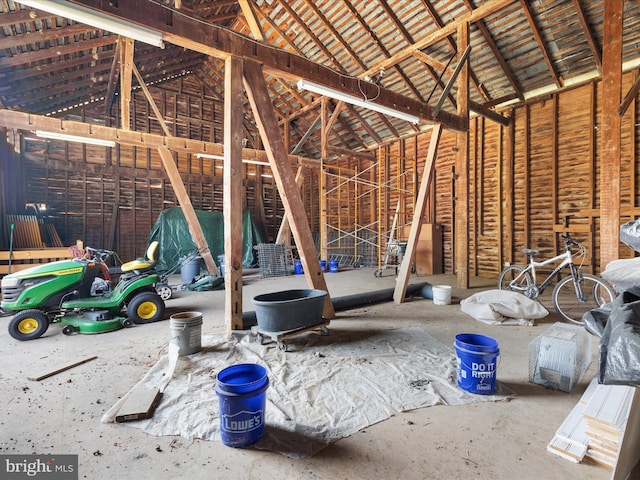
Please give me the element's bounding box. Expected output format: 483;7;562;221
454;333;499;395
328;259;339;273
319;259;327;272
215;363;269;448
294;260;304;275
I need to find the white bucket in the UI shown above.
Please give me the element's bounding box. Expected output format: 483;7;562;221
169;311;203;355
432;285;452;305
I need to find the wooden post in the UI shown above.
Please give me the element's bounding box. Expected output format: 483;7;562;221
157;146;217;273
394;125;443;303
242;60;335;319
223;56;245;331
454;22;470;288
600;0;623;269
119;37;134;131
275;166;305;245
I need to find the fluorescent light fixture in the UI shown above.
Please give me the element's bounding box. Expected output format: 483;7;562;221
35;130;116;147
297;79;420;124
16;0;164;48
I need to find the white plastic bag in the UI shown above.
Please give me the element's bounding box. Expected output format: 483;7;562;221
460;289;549;326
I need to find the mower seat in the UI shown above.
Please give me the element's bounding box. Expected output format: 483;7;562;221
121;241;159;273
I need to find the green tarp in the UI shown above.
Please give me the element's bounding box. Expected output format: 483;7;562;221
148;208;263;274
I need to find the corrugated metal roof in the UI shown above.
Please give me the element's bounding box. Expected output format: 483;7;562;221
0;0;638;158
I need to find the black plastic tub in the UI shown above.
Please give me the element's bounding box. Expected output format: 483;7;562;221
251;289;328;332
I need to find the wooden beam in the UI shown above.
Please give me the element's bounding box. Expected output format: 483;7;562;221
131;63;217;274
104;37;122;111
572;0;602;74
242;59;335;319
0;109;320;168
519;0;562;88
0;36;115;67
455;23;470;289
470;101;510;127
238;0;265;41
619;72;640;117
119;36;134;130
394;125;442;303
223;56;245;331
275;166;305;245
157;147;218;273
71;0;467;131
504;112;515;266
600;0;623;269
361;0;515;79
131;63;171;137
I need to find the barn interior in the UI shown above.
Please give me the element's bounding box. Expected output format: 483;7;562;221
1;1;640;479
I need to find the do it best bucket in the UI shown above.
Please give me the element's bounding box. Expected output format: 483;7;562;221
216;363;269;448
454;333;500;395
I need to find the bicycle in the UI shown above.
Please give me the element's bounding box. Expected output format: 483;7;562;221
498;234;616;325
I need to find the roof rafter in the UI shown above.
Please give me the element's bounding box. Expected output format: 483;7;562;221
519;0;562;88
68;0;467;131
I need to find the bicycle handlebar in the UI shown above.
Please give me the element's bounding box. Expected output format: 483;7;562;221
559;234;581;248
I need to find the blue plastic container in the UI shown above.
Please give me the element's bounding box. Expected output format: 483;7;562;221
216;363;269;448
217;255;225;277
328;259;339;273
454;333;499;395
294;260;304;275
319;259;327;272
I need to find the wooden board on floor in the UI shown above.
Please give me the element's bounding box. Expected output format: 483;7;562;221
115;387;163;423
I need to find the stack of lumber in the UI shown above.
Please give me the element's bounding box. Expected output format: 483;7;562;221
548;378;640;479
2;214;64;249
583;385;635;469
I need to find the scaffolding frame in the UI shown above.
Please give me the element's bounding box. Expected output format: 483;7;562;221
319;147;417;269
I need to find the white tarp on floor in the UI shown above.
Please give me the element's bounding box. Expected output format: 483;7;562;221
103;326;513;458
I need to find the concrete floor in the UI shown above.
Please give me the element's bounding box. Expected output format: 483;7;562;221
0;267;636;479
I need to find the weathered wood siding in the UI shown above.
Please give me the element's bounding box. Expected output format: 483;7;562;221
377;73;640;278
0;77;306;261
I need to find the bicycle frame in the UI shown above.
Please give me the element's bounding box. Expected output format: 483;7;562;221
516;249;577;295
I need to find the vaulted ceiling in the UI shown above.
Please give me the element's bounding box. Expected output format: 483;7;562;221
1;0;640;159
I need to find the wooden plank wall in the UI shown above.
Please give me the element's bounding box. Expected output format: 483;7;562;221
376;72;640;279
5;72;640;275
0;76;301;262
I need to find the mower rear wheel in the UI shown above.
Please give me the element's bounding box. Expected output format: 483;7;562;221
62;325;76;336
127;292;165;324
8;310;49;341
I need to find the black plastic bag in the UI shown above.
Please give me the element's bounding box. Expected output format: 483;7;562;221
583;291;640;386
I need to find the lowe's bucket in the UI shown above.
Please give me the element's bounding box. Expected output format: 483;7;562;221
169;311;203;356
294;260;304;275
454;333;500;395
216;363;269;448
329;259;339;273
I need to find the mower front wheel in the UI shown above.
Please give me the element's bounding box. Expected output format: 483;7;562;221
8;310;49;341
127;292;165;324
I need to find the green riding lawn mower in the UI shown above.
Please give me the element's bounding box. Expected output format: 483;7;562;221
0;242;166;341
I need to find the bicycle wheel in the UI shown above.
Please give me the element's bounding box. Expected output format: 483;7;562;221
498;265;532;294
552;273;616;325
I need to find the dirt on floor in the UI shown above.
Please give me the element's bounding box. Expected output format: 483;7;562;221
0;268;636;480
